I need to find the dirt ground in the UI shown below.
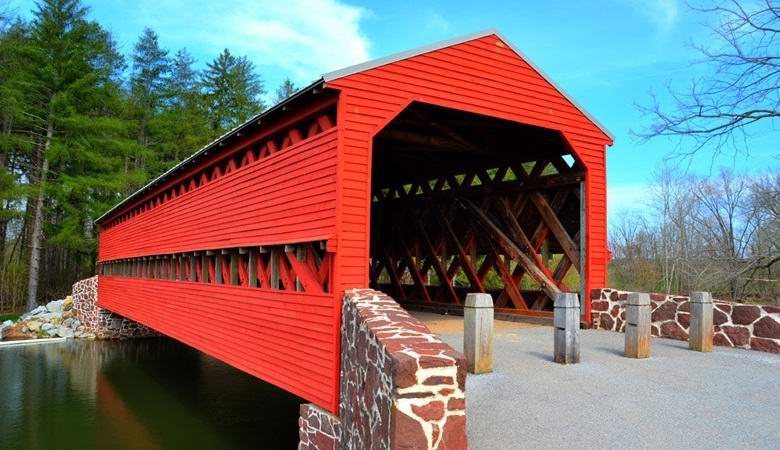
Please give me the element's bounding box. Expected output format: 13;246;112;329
410;311;539;334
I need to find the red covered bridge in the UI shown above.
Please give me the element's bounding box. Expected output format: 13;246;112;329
95;29;613;414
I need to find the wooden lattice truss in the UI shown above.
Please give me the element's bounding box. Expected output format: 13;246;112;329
369;154;583;314
99;242;332;293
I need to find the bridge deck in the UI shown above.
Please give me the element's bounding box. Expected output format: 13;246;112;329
417;314;780;449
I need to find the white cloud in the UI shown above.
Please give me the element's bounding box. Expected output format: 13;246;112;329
126;0;371;84
618;0;680;31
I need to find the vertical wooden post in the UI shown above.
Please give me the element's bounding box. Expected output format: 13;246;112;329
270;248;280;289
554;292;580;364
248;249;258;288
689;291;714;352
201;253;210;283
464;293;493;374
189;254;197;282
229;250;239;285
625;292;651;358
215;252;223;284
178;255;186;281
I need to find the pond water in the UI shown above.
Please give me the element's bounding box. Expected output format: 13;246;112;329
0;338;303;450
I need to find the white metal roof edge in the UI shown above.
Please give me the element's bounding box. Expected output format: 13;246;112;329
322;28;614;141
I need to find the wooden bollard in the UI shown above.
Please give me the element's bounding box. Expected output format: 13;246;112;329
689;291;713;352
464;293;493;374
625;292;651;358
553;292;580;364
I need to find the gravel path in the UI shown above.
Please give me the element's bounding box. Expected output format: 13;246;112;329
436;326;780;449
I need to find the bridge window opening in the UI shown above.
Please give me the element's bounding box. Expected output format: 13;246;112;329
97;241;331;293
369;102;584;316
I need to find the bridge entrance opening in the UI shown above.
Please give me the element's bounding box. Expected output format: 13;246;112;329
369;102;585;319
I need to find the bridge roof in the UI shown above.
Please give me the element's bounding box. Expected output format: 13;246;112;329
97;28;611;224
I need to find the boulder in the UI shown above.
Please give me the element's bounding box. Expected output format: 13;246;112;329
57;326;74;338
41;323;55;332
63;295;73;311
72;320;81;329
48;315;63;326
62;318;74;329
46;300;64;313
26;320;42;332
29;305;47;316
45;327;58;337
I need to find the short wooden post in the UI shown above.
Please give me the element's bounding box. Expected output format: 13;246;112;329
554;292;580;364
625;292;651;358
464;293;493;374
689;291;713;352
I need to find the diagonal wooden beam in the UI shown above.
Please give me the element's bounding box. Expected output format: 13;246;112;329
529;191;581;273
414;217;460;304
458;198;560;299
433;207;485;293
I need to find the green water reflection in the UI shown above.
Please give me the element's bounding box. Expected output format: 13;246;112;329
0;339;302;450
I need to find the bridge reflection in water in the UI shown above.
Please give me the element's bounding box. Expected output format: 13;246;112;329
0;339;302;449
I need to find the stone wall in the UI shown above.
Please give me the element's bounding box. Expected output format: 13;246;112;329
299;288;468;449
299;404;342;450
591;289;780;354
73;276;158;339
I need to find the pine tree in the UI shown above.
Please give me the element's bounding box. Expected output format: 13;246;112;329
273;77;296;105
155;48;210;169
24;0;127;307
202;48;265;134
127;27;170;183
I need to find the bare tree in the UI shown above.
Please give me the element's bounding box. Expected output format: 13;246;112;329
636;0;780;159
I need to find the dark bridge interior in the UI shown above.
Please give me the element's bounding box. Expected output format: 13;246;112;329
369;102;584;315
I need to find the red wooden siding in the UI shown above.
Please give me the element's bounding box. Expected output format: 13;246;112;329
99;276;338;410
326;34;612;318
99;128;338;261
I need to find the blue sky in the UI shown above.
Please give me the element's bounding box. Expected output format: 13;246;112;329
8;0;779;224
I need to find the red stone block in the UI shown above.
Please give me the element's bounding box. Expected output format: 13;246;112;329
412;401;445;421
713;308;729;326
731;305;761;325
392;352;420;389
764;306;780;314
750;337;780;354
447;398;466;411
677;312;690;329
713;333;732;347
715;302;732;314
599;313;614;330
660;321;688;340
441;415;468;450
753;316;780;339
591;300;609;312
678;301;689;313
423;376;454;386
652;301;677;322
722;325;751;347
650;293;666;302
609;291;619;301
391;408;429;449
